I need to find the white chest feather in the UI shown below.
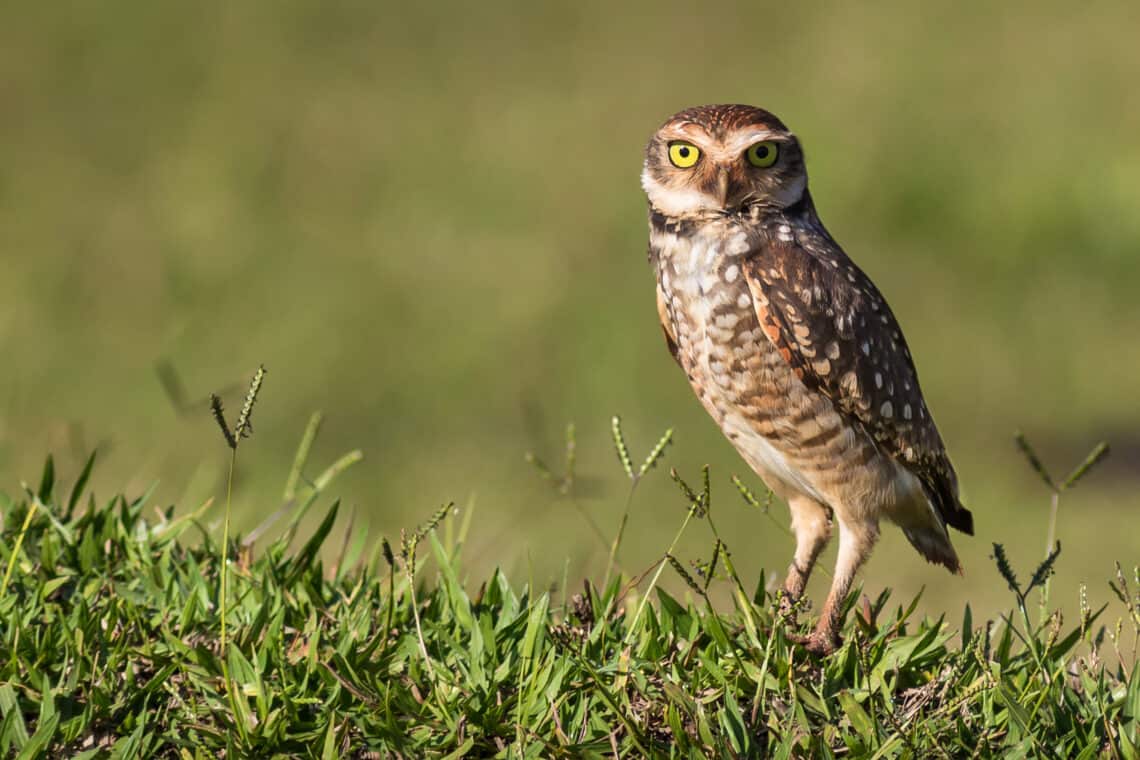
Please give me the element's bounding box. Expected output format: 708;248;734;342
656;225;829;503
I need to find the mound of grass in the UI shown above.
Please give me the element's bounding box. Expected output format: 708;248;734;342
1;402;1137;757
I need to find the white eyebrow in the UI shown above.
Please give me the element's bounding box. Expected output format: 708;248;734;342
722;130;792;154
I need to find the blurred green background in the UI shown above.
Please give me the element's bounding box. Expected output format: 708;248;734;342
2;2;1138;621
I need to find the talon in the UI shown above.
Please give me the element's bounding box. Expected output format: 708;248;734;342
790;629;842;656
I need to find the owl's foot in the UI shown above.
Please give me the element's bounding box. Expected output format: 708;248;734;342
787;628;842;657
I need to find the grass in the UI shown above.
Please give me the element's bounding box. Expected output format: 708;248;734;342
3;2;1140;613
1;404;1137;758
3;6;1137;754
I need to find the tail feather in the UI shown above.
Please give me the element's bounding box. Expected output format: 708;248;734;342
951;502;974;535
902;526;963;575
921;474;974;536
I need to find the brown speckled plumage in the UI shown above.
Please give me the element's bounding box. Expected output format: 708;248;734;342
643;105;973;655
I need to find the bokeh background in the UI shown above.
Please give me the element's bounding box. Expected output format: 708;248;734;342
3;2;1138;621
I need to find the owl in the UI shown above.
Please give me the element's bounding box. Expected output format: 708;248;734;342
642;104;973;655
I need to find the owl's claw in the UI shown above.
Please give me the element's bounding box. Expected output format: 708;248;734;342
787;628;842;656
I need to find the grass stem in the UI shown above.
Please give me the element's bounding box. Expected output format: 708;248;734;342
603;483;638;589
623;505;697;643
1;498;38;597
220;447;235;657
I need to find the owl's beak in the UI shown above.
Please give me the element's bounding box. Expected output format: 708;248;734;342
715;169;731;207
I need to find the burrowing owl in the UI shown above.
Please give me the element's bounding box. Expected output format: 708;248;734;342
643;104;973;654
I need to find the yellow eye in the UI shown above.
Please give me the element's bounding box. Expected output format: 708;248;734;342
746;141;779;168
668;142;701;168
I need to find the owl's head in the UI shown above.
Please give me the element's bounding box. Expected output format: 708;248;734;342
642;104;807;218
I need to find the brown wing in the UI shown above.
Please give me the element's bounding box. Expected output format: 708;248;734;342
656;284;681;366
742;235;973;535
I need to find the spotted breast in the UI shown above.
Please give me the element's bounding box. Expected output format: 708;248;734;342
650;209;926;529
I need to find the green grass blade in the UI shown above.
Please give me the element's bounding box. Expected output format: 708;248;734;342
66;450;97;518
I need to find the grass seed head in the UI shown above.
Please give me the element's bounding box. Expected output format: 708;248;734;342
210;394;237;450
611;416;633;479
234;365;267;441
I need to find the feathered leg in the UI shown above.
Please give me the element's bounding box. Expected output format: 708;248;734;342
801;515;878;655
780;495;833;619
